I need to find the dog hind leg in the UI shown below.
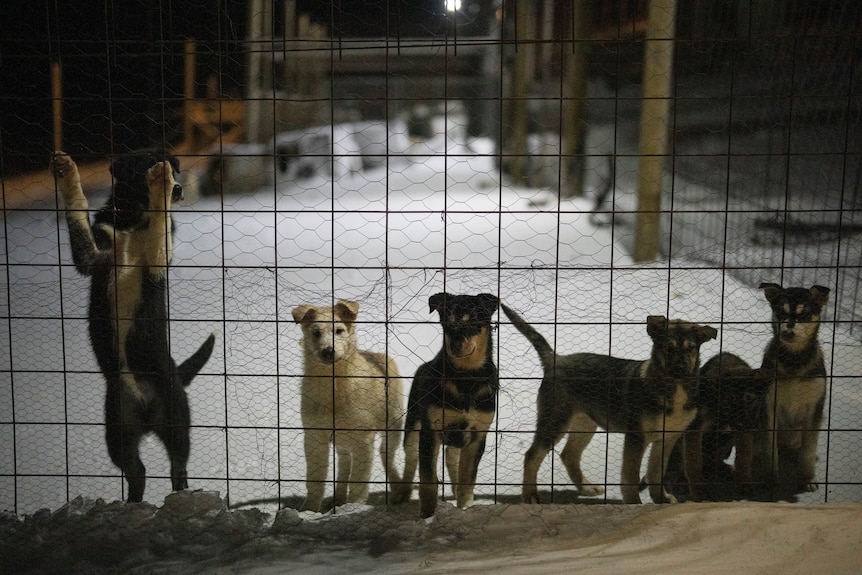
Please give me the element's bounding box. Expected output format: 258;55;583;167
153;383;191;493
560;412;604;497
333;443;352;506
106;418;146;503
345;431;375;505
303;428;330;512
380;427;403;497
392;425;418;504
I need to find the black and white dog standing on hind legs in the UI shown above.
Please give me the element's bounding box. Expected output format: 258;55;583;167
51;151;216;503
393;293;499;518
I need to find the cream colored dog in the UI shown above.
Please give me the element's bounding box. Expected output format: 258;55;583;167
292;299;403;512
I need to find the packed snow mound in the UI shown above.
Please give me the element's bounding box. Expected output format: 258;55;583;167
3;490;862;574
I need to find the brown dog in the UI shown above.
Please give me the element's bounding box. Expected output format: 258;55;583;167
503;304;716;504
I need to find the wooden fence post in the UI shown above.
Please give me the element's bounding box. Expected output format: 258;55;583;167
51;62;62;152
634;0;677;262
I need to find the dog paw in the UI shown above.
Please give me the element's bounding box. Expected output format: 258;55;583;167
578;484;605;497
146;161;175;208
390;484;412;504
50;152;82;199
804;481;819;492
521;491;541;504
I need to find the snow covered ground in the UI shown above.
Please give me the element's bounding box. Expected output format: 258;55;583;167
1;114;861;572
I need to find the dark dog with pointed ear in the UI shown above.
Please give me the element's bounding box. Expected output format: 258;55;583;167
502;305;717;505
393;292;499;518
756;283;830;493
51;150;215;503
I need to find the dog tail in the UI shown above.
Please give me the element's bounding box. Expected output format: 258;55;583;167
177;332;217;387
500;304;555;369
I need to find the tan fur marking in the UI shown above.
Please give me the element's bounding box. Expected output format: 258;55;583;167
426;405;494;435
641;384;697;440
447;328;489;371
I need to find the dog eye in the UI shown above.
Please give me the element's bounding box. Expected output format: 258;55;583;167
335;327;345;335
312;329;322;339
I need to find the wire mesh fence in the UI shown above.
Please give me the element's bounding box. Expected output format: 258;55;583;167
1;0;860;517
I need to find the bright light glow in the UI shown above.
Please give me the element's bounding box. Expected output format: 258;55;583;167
446;0;462;11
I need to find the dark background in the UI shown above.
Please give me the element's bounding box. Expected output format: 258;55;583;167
0;1;489;176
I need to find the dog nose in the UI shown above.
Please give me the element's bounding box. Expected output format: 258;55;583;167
172;183;184;202
320;347;335;362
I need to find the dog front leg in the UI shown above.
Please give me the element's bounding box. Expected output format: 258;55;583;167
303;429;330;512
647;433;681;503
621;433;647;503
145;161;175;276
417;428;441;518
51;152;103;273
455;435;487;509
797;428;821;492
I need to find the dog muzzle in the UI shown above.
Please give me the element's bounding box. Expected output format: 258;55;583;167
172;183;184;202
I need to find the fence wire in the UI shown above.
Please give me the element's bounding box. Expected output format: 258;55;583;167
0;0;860;515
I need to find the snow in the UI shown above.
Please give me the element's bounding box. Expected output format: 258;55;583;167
1;114;861;573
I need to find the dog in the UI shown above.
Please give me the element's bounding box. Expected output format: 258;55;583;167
757;282;830;493
502;304;717;504
51;151;215;503
291;299;403;512
393;292;499;518
681;352;772;500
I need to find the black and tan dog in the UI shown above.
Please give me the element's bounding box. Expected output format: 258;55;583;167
757;282;830;492
51;151;215;503
681;352;772;500
393;292;499;518
502;304;716;504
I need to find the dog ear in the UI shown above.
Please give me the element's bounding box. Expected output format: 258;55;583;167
477;293;499;317
335;300;359;324
810;285;830;308
429;292;448;314
291;304;316;324
646;315;668;338
759;282;783;303
697;325;718;344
